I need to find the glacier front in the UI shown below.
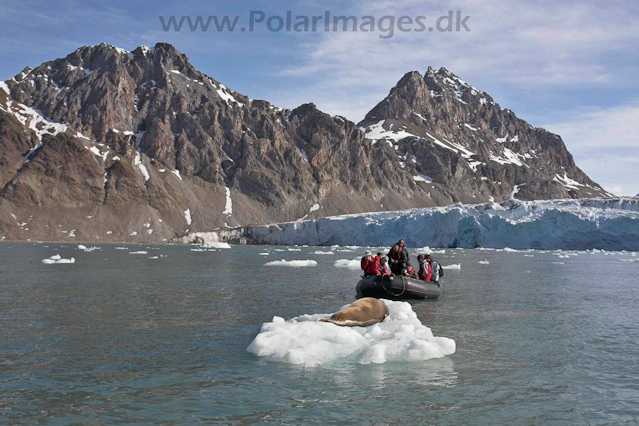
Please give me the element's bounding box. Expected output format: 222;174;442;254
247;197;639;251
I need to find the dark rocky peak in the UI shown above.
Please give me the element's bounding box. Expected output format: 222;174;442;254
394;70;425;91
356;65;608;201
289;103;360;139
425;67;499;111
363;71;429;122
289;102;320;119
65;43;131;74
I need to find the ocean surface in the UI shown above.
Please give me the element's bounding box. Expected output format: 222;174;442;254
1;243;638;424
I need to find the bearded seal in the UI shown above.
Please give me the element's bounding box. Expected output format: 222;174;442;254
320;298;389;327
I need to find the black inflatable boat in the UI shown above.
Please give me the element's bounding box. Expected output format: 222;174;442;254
356;275;443;300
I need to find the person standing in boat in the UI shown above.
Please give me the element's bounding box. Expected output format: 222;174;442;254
397;240;410;264
388;244;408;275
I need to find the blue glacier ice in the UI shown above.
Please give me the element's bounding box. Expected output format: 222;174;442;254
249;197;639;251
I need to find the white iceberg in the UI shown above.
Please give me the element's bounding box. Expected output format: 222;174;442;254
42;255;75;264
247;300;455;367
264;259;318;267
334;258;361;269
442;264;461;270
201;242;231;249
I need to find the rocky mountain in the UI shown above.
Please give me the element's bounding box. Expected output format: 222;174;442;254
0;43;610;242
358;67;609;204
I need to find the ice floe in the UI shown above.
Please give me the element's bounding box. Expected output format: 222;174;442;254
334;258;361;269
247;299;455;367
201;242;231;249
442;264;461;270
42;254;75;264
264;259;317;267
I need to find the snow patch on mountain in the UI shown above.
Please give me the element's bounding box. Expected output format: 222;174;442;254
413;174;433;183
133;152;150;181
554;172;584;191
0;82;68;142
223;187;232;215
362;120;418;146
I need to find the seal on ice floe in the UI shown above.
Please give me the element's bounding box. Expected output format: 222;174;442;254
320;298;389;327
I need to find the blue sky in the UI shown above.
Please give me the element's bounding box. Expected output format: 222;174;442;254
1;0;638;195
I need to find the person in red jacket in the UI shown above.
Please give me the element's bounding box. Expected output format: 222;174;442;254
361;250;381;276
424;254;435;281
418;254;431;281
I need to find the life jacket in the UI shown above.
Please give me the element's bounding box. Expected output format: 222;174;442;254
391;247;406;263
379;264;388;275
418;261;430;280
406;266;416;277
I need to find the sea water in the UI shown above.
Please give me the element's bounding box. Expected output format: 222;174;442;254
0;243;638;424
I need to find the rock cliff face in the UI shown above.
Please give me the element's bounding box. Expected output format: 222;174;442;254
0;43;610;242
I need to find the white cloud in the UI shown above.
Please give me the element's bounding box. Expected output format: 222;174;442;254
544;101;639;196
272;0;639;122
544;102;639;149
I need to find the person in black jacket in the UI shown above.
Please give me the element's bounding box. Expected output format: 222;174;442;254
388;243;409;275
398;239;410;264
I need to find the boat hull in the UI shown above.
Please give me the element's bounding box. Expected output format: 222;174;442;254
356;275;443;300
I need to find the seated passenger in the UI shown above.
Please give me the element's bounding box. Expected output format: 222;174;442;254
361;250;371;271
378;257;389;276
417;255;430;280
361;250;381;276
405;265;418;279
426;254;442;282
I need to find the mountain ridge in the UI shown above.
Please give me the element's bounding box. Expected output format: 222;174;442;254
0;42;610;243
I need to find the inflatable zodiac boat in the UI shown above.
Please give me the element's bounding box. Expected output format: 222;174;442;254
356;275;443;300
